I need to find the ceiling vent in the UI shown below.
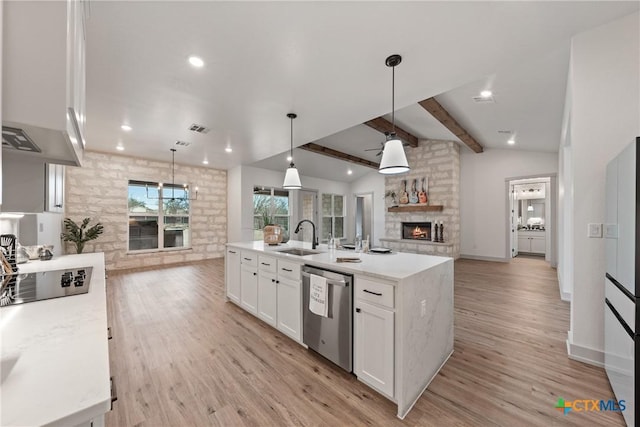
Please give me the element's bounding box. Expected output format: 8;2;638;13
497;130;513;135
175;140;191;147
189;123;210;134
472;95;495;104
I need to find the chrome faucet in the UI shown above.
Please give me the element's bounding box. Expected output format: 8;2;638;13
294;220;318;249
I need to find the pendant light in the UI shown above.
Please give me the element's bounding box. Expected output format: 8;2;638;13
282;113;302;189
146;148;198;200
379;54;410;175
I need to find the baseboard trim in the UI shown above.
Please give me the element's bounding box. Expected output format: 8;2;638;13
566;336;604;368
556;272;572;302
459;254;509;263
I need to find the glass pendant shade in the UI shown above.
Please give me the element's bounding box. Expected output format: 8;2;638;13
379;137;410;175
283;166;302;189
527;205;534;212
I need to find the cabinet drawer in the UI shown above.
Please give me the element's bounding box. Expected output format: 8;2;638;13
241;251;258;267
356;277;394;309
277;260;300;281
258;255;277;274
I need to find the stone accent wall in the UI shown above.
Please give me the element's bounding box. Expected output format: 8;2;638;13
65;151;226;270
384;140;460;258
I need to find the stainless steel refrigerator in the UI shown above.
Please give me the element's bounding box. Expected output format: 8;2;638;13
605;137;638;427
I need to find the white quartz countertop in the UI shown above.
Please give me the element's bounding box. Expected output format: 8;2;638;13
1;253;111;427
227;240;451;281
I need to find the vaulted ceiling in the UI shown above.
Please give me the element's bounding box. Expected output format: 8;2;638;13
85;1;639;180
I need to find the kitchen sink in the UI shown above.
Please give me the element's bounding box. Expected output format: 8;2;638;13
277;248;322;256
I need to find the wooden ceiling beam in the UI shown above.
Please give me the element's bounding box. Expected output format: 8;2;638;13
299;142;380;170
418;97;484;153
363;117;419;147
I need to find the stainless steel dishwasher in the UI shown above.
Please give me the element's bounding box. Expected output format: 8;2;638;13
302;265;353;372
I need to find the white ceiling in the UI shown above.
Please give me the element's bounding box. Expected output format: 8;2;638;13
85;1;639;180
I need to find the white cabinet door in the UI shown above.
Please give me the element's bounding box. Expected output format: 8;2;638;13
530;237;546;254
277;276;301;342
354;300;394;398
240;265;258;315
616;141;636;292
225;249;241;304
517;237;530;253
257;272;277;327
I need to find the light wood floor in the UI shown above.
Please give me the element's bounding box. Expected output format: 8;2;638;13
105;257;623;426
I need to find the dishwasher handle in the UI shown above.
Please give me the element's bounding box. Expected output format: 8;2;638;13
301;271;348;287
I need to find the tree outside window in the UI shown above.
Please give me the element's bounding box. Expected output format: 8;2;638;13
253;187;290;241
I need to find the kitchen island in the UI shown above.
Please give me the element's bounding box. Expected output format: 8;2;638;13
225;240;453;419
0;253;112;427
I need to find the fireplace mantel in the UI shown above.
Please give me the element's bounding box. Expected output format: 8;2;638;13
388;205;443;213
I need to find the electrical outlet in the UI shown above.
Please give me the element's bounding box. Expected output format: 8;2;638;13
588;223;603;238
420;300;427;317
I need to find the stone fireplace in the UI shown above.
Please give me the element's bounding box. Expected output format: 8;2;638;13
380;139;460;259
402;222;431;240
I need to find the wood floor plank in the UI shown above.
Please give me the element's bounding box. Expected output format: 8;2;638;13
105;256;624;426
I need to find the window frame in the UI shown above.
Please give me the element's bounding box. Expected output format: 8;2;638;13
253;187;290;241
127;180;193;253
321;193;345;241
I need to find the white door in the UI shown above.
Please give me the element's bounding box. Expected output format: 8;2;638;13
354;300;394;398
225;249;241;304
257;272;277;326
510;184;518;257
276;276;301;342
240;265;258;315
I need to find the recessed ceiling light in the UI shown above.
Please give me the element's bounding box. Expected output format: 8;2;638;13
480;90;492;98
286;155;293;162
225;147;232;153
508;139;515;145
121;124;132;132
202;159;209;165
116;145;124;151
347;169;353;175
188;56;204;68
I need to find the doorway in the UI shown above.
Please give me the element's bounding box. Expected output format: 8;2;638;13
506;175;557;267
354;192;373;244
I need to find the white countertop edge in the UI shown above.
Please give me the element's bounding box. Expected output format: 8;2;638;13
226;241;451;281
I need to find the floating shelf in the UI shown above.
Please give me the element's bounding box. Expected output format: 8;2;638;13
387;205;444;212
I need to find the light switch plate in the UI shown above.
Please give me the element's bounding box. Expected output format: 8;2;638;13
588;223;603;238
604;224;618;239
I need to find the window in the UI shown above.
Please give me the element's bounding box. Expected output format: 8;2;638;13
321;193;344;241
253;187;290;241
128;180;191;251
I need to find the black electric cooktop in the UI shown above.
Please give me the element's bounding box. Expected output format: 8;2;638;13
0;266;93;307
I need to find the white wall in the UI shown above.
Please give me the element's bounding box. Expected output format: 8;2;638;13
460;148;558;260
227;165;351;244
563;11;639;364
348;171;385;246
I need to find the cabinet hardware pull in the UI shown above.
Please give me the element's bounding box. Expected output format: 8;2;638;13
282;268;293;272
110;376;118;410
253;272;257;276
356;308;361;313
363;289;382;296
276;280;280;284
54;204;62;208
261;262;270;266
271;279;275;283
243;257;252;261
229;250;237;254
107;327;113;340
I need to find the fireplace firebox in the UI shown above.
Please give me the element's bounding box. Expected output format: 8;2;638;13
402;222;431;240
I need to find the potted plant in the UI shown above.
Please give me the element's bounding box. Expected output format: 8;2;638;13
62;217;104;254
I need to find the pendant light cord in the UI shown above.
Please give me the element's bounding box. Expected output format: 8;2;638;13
391;64;395;133
290;116;294;167
171;149;176;200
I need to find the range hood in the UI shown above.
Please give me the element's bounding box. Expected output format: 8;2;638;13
2;110;84;167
